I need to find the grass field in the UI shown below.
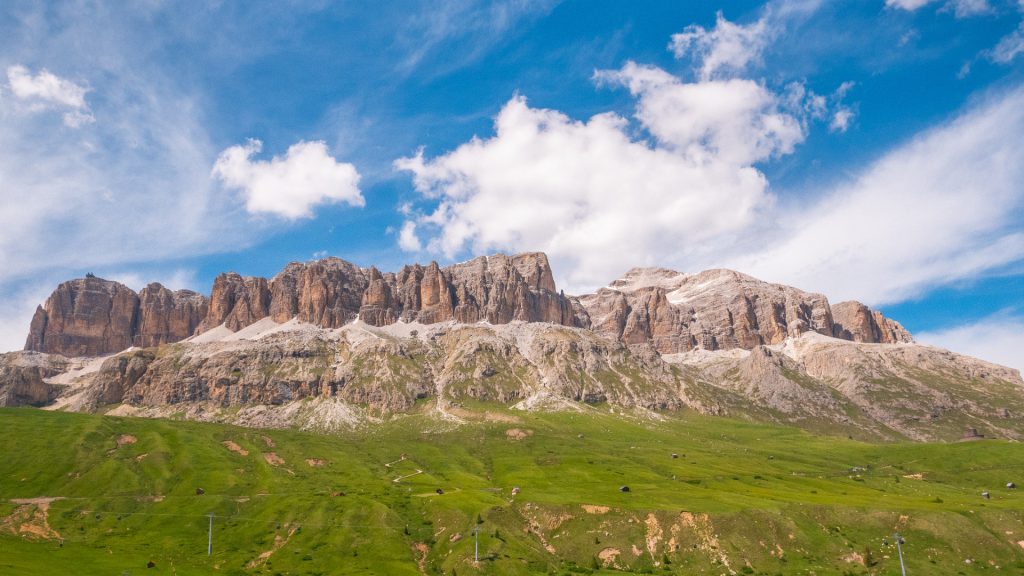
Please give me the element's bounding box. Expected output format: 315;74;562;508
1;404;1023;575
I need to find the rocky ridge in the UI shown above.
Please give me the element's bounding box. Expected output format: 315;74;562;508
9;252;1023;442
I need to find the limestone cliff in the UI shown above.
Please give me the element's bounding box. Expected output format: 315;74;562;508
25;277;211;357
579;268;838;354
832;300;913;344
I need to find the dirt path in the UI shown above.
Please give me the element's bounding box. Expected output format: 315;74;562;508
246;524;298;568
393;469;424;483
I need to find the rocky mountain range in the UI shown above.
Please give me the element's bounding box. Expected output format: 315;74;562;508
4;252;1022;442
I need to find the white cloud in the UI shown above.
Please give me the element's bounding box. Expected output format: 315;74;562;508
104;268;199;293
596;63;805;165
7;65;87;108
886;0;992;17
830;108;854;132
991;22;1024;63
734;87;1024;304
212;139;364;220
669;11;770;80
395;4;860;291
918;314;1024;374
886;0;935;8
396;92;780;289
668;1;821;80
6;64;95;127
398;221;423;252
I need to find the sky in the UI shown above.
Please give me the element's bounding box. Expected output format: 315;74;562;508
0;0;1022;371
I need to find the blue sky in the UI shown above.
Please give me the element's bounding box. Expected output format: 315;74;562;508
0;0;1022;370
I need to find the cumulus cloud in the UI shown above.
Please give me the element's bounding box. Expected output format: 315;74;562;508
395;2;874;291
6;64;94;127
917;314;1024;374
396;91;782;288
734;87;1024;304
212;139;364;220
596;63;805;165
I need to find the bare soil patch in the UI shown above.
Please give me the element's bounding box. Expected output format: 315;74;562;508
305;458;326;467
263;452;285;466
223;441;249;456
505;428;534;441
116;435;137;447
1;497;64;540
582;504;610;514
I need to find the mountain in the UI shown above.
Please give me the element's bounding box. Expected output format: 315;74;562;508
5;252;1022;441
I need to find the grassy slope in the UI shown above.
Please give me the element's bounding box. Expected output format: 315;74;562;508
1;406;1022;575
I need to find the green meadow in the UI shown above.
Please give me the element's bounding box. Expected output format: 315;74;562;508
1;405;1022;575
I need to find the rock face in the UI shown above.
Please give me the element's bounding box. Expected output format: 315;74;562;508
192;252;581;335
21;254;909;360
135;284;209;348
0;352;67;407
25;277;211;357
25;277;140;357
579;268;838;354
832;300;913;344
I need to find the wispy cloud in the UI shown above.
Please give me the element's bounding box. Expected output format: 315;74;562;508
735;86;1024;304
917;312;1024;374
886;0;993;18
393;0;559;75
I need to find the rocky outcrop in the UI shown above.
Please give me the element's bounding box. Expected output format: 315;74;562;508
197;273;272;333
25;277;140;357
21;254;910;360
832;301;913;344
25;277;211;357
195;252;580;333
0;352;67;407
580;268;837;354
135;284;209;348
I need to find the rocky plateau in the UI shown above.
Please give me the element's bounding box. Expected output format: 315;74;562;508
3;252;1021;442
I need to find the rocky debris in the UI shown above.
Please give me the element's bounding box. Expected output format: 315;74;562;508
25;276;210;357
0;351;67;407
832;300;913;344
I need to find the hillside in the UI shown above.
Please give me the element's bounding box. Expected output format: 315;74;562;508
1;408;1023;575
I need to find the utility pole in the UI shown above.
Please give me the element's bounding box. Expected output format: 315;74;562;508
894;532;906;576
473;525;480;562
208;513;214;556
